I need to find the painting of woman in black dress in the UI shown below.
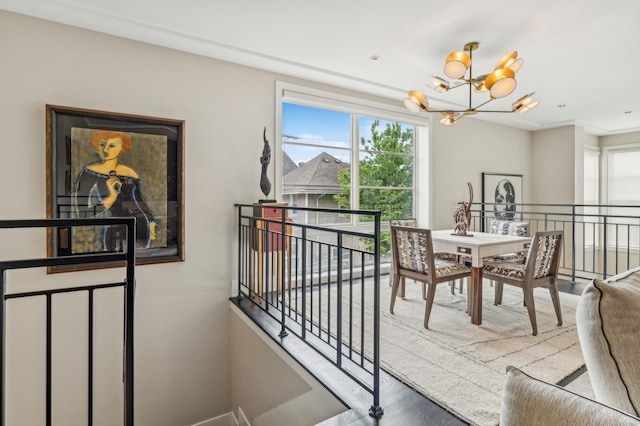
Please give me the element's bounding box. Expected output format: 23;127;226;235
71;128;167;253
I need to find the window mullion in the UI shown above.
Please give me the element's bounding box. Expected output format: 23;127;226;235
351;113;360;225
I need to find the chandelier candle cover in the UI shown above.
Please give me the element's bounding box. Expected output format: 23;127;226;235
404;41;539;125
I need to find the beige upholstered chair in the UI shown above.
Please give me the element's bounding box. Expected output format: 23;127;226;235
388;218;417;292
388;218;458;298
389;225;471;329
456;219;530;294
487;219;530;263
482;230;564;336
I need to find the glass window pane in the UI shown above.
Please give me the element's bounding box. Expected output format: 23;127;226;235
358;152;414;188
359;188;414;220
283;103;350;149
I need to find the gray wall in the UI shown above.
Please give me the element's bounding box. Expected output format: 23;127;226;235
430;118;532;229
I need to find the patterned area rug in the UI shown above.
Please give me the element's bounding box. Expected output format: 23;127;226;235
379;280;584;425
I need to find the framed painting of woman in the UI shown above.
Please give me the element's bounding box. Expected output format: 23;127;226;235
46;105;185;272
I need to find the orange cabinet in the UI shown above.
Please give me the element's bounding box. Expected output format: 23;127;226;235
250;203;292;297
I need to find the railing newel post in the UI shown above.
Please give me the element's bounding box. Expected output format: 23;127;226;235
236;206;243;302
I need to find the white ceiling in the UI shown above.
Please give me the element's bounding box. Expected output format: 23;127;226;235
3;0;640;135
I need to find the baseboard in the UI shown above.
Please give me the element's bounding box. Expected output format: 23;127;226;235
191;412;238;426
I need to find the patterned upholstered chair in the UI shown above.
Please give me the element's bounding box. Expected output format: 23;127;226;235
389;225;471;329
388;219;417;292
457;219;530;294
388;219;459;298
487;219;530;263
482;230;564;336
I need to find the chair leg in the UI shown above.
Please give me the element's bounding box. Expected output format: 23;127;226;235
494;282;504;305
390;274;401;314
459;279;464;293
548;282;563;326
423;282;437;329
450;281;455;295
399;276;406;298
523;287;538;336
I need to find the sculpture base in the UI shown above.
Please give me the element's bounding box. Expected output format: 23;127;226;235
452;233;474;237
258;199;278;204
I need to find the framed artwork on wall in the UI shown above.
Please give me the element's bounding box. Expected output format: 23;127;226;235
481;173;523;230
46;104;185;272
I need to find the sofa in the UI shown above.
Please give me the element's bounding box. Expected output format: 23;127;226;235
500;266;640;425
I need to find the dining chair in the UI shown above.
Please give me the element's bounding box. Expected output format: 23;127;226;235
389;225;471;329
388;218;417;292
456;219;530;295
487;219;530;263
482;230;564;336
388;218;459;298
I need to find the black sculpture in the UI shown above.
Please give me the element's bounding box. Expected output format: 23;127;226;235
259;127;275;202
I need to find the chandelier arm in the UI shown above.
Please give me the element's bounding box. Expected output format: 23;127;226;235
474;110;519;113
472;97;495;110
448;82;468;90
424;109;468;113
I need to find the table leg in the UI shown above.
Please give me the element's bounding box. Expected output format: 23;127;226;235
470;267;483;325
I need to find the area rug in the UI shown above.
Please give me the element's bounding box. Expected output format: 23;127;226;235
297;279;585;425
377;281;584;426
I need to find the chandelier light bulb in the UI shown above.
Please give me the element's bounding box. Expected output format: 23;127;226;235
432;76;450;93
404;90;429;112
513;92;539;113
444;51;471;79
485;68;517;98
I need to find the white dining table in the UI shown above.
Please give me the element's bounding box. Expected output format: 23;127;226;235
430;230;531;325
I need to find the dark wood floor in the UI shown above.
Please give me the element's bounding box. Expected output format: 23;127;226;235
232;278;586;426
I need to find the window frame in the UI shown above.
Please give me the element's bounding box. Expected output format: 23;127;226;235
602;143;640;251
275;81;429;226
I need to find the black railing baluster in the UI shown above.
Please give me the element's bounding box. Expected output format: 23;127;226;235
279;208;288;338
360;251;365;368
370;212;383;419
336;233;343;368
0;268;4;426
88;290;94;426
46;294;52;426
301;232;307;338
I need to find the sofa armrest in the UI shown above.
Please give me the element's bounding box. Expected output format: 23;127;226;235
500;366;640;426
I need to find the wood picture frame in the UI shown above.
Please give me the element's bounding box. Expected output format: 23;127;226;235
46;104;185;272
481;172;523;231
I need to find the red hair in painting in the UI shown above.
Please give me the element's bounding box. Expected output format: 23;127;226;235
90;130;133;152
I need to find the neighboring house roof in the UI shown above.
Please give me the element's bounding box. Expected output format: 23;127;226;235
283;152;349;195
282;151;298;176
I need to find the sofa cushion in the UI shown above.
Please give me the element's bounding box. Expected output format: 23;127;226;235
576;266;640;416
500;366;640;426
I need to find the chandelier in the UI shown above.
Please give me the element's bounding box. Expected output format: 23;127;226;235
403;41;539;125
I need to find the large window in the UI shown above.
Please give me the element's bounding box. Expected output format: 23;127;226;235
278;83;426;227
604;145;640;249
